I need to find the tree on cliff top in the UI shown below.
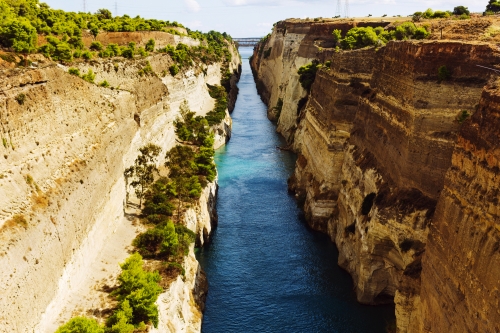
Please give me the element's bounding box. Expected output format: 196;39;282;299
453;6;470;15
486;0;500;13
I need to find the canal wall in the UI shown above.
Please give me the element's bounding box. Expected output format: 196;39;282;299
251;17;500;333
0;33;241;332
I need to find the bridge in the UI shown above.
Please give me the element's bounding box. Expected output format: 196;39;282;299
233;38;262;47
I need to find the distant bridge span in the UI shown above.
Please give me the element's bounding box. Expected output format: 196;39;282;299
233;38;261;47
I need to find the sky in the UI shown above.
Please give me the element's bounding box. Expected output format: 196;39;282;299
42;0;488;37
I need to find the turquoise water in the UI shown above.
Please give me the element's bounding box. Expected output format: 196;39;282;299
197;47;395;333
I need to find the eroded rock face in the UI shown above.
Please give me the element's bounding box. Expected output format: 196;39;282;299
251;18;500;333
416;82;500;333
0;38;240;332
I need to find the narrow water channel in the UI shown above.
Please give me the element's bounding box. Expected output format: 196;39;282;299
197;47;395;333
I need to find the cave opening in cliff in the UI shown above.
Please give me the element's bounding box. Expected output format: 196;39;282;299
361;192;376;215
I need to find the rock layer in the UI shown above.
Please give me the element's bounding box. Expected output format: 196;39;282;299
0;35;240;332
251;18;500;332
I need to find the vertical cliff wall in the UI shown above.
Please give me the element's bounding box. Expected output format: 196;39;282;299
251;18;500;333
0;37;240;332
417;82;500;333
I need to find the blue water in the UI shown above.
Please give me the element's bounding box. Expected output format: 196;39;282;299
197;47;395;333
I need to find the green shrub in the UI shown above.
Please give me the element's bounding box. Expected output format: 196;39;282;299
0;18;37;53
113;253;162;327
73;49;82;58
99;80;110;87
438;65;451;81
457;110;470;123
15;93;26;105
394;22;416;40
82;50;93;60
106;300;135;333
137;47;148;57
82;69;95;83
55;317;104;333
138;61;154;76
169;64;179;76
298;60;320;91
89;41;103;51
133;220;179;257
205;84;228;125
414;27;430;39
121;46;134;58
106;43;121;57
432;10;450;18
69;68;80;76
145;39;155;52
332;29;342;44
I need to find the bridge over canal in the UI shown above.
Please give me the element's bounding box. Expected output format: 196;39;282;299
233;38;261;47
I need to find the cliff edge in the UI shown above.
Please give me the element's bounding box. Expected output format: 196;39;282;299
0;31;241;332
251;16;500;333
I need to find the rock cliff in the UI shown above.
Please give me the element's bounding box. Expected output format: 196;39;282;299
251;17;500;333
0;33;240;332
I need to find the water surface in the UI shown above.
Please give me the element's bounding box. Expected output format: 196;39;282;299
197;47;395;333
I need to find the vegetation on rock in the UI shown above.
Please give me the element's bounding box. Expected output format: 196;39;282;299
55;317;104;333
298;60;321;91
332;24;429;51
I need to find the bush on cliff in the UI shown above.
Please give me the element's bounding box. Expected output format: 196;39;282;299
55;317;104;333
110;253;162;328
175;100;212;145
298;60;321;92
133;220;179;257
81;69;95;83
413;8;454;19
145;38;155;52
205;84;229;126
169;63;179;76
0;18;37;53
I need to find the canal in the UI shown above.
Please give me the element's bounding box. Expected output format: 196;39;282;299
197;47;395;333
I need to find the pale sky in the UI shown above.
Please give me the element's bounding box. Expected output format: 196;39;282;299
42;0;487;37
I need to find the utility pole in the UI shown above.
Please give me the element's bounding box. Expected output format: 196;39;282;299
335;0;350;18
335;0;342;17
83;0;86;12
115;1;118;16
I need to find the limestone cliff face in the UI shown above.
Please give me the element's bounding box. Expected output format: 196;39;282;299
416;82;500;333
0;36;240;332
252;18;500;333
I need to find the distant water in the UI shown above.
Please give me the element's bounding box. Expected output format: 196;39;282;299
197;47;395;333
